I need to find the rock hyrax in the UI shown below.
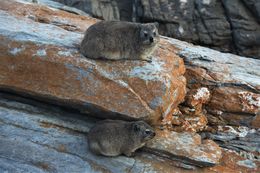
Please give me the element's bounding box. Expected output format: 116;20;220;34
87;120;156;157
80;21;160;62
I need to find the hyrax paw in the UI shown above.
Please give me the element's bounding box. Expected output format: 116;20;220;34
146;59;152;63
143;57;152;63
124;152;133;157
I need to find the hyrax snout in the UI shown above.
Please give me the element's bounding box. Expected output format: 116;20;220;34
87;120;155;157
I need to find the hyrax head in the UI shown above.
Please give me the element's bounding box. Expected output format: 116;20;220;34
140;22;160;45
132;121;156;142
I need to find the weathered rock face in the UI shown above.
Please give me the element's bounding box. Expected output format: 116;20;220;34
165;37;260;128
0;1;259;172
1;92;258;172
221;0;260;58
162;87;210;132
54;0;260;59
145;129;222;167
53;0;133;21
201;125;260;161
0;0;186;122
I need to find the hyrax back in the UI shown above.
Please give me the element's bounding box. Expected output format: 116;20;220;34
80;21;160;62
87;120;155;157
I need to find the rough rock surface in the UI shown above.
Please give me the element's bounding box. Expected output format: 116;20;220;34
201;126;260;160
0;1;259;172
1;92;259;172
165;37;260;128
145;129;222;167
162;87;210;132
54;0;260;59
0;0;186;122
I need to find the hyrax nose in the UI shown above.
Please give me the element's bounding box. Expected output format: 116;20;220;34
149;37;154;43
152;131;156;137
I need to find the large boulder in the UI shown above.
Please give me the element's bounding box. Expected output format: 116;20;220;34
0;0;186;122
1;92;250;172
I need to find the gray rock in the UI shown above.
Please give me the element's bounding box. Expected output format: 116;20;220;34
23;0;90;16
201;126;260;160
0;92;223;172
222;0;260;58
0;94;157;173
242;0;260;23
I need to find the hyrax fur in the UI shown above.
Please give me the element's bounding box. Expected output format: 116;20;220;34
80;21;160;62
87;120;156;157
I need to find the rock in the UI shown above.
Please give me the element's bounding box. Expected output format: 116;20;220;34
222;0;260;58
0;93;219;172
174;87;210;132
0;0;186;122
161;105;208;133
0;1;259;172
53;0;133;21
201;126;260;160
0;92;259;172
145;129;222;167
54;0;260;59
0;93;192;173
36;0;91;16
185;87;211;110
139;0;260;59
242;0;260;23
0;0;98;33
251;113;260;128
210;149;260;173
166;37;260;128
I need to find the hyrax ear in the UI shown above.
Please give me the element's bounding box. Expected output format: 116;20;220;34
133;123;140;132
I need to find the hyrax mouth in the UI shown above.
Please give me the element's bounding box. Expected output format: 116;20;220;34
146;131;156;140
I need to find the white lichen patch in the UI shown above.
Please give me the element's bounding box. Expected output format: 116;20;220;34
129;59;171;87
193;87;210;101
58;50;73;57
178;25;184;34
218;126;254;138
216;110;223;115
9;47;24;55
236;126;250;138
200;8;206;13
180;0;187;9
239;91;260;112
15;0;34;5
237;159;257;169
240;92;260;107
202;0;211;5
36;49;46;57
239;151;258;161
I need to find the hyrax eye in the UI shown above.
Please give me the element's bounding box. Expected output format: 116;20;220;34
144;32;148;37
153;32;156;36
145;129;151;134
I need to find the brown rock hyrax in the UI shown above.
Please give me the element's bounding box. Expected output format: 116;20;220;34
87;120;155;157
80;21;160;62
